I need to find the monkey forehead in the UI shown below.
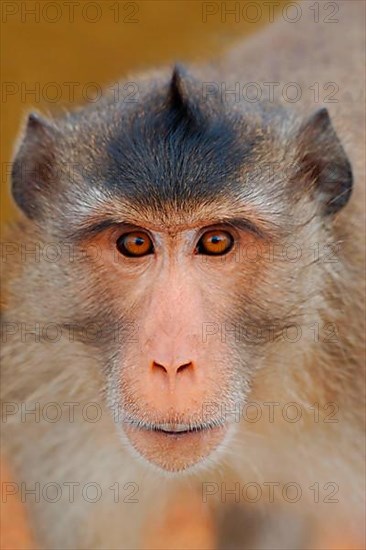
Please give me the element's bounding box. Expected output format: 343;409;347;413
68;103;275;216
108;119;249;197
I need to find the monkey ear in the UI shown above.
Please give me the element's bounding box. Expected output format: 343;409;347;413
295;108;353;215
11;112;58;219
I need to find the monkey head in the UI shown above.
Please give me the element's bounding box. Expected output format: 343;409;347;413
11;65;352;473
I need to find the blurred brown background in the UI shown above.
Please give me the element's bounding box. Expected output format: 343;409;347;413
1;0;285;227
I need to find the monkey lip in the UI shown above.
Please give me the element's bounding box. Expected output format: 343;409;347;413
151;423;207;435
124;418;224;435
123;417;227;472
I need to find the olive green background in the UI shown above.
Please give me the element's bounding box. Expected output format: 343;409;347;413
1;0;285;227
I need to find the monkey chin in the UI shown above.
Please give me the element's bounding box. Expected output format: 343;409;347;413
123;422;228;473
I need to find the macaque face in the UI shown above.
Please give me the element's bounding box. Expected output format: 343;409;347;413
11;67;352;473
84;213;268;472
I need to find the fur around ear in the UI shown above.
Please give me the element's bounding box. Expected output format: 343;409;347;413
295;107;353;215
11;112;57;219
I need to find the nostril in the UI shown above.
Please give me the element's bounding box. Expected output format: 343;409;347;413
152;361;168;374
151;360;194;376
177;362;193;375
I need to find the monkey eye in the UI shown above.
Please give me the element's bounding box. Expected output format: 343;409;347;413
116;231;154;257
195;229;234;256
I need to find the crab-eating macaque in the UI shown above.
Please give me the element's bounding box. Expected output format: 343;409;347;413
1;1;365;549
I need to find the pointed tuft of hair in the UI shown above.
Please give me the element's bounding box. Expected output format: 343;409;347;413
168;63;206;128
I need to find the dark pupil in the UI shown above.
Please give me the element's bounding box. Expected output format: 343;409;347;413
134;237;144;246
211;235;221;244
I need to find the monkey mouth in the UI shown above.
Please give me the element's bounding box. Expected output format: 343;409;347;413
154;423;202;435
146;422;217;437
123;416;228;472
124;417;224;435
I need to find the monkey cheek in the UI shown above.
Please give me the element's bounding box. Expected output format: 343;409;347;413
123;423;228;473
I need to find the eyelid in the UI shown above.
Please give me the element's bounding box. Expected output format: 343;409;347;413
195;223;239;243
114;225;156;244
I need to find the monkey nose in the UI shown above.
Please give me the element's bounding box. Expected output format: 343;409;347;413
151;359;195;382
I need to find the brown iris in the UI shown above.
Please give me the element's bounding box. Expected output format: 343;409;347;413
116;231;154;257
196;230;234;256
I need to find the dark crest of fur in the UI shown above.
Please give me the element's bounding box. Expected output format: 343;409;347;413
168;63;208;129
102;64;251;211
